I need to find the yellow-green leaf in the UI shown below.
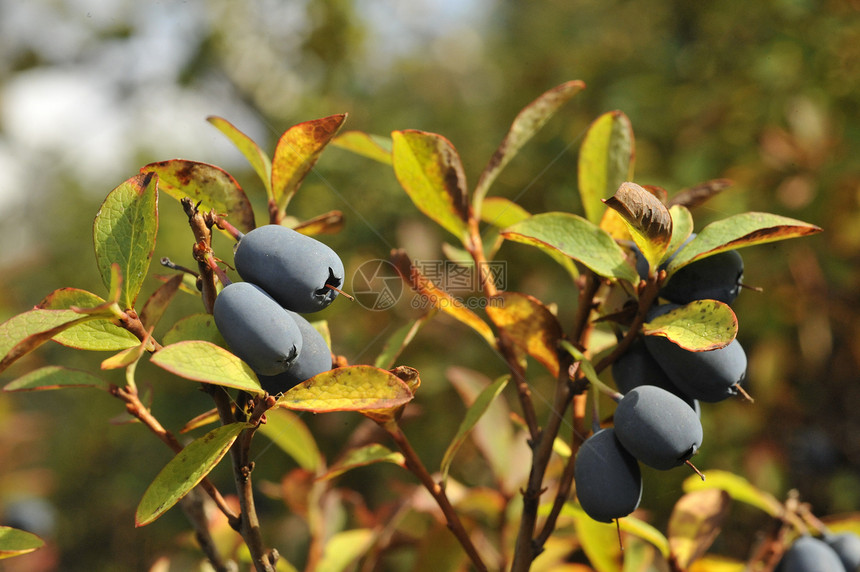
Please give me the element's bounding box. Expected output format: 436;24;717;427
277;365;414;412
38;288;138;351
150;340;263;395
569;503;623;572
316;529;375;572
479;196;531;229
258;408;323;472
502;212;639;283
486;292;562;377
331;131;392;165
664;204;694;266
668;488;731;569
93;172;159;309
207;115;273;196
162;313;226;346
643;300;738;351
578;110;635;225
391;130;470;243
4;365;108;391
136;422;250;526
320;443;405;481
0;526;44;560
682;470;783;517
141;160;255;233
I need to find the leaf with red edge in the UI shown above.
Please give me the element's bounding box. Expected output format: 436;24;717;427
668;488;731;569
272;114;348;214
0;526;44;559
207;115;273;196
141;160;254;233
486;292;563;377
140;274;183;330
391;130;470;243
276;365;414;413
474;80;585;215
643;300;738;352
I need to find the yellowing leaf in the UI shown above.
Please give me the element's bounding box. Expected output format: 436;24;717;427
682;470;783;517
207;115;273;196
668;489;731;569
4;366;108;392
277;365;414;413
258;408;323;472
486;292;562;377
331;131;392;165
136;422;250;526
578;111;635;225
391;130;470;243
643;300;738;351
150;341;263;395
480;196;531;229
0;526;44;560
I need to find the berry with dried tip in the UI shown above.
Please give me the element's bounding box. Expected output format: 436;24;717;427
213;282;302;376
574;428;643;523
234;224;345;313
777;535;845;572
660;249;744;305
257;312;333;394
614;385;703;470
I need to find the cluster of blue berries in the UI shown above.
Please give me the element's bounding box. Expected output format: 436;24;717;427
213;225;344;394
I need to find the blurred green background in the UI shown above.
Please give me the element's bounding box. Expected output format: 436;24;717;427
1;0;858;569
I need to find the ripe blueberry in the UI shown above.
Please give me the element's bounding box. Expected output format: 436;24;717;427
234;224;345;313
660;249;744;305
257;311;333;394
612;337;699;412
613;385;703;470
823;531;860;572
213;282;302;376
574;428;643;523
777;535;845;572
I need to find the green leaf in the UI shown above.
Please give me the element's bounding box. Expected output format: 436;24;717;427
666;212;823;274
271;114;348;214
501;212;639;283
373;317;429;370
257;408;323;472
554;503;670;560
140;160;255;233
603;182;673;271
136;421;250;526
479;196;531;229
578;110;635;225
486;292;563;377
0;526;44;560
664;204;695;265
682;470;783;517
668;488;731;569
162;313;226;346
473;80;585;215
4;365;108;392
569;504;623;572
320;443;405;481
277;365;414;413
316;529;375;572
150;341;263;395
38;288;139;351
93;172;159;309
440;375;509;485
331;131;393;165
207;115;273;196
391;130;470;243
643;300;738;351
620;516;671;559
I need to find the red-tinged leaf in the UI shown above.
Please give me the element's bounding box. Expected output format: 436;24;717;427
179;408;220;434
391;130;470;243
136;422;250;526
668;179;733;209
682;470;783;517
390;250;497;348
4;365;108;392
642;300;738;351
271;114;348;214
140;160;254;233
150;340;264;395
474;80;586;215
0;526;44;560
140;274;183;330
331;130;392;165
93;172;159;309
666;212;823;274
604;182;673;271
668;489;731;569
319;443;405;481
579;110;635;225
276;365;414;413
291;210;345;235
38;288;139;351
206;115;273;196
0;308;115;374
258;408;323;472
486;292;563;377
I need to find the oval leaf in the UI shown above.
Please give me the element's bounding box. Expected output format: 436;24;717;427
666;212;823;274
38;288;139;351
642;300;738;351
150;340;263;395
277;365;414;413
139;274;183;330
136;421;249;526
272;114;348;213
257;408;323;472
162;313;226;346
320;443;405;481
486;292;562;377
141;160;254;233
316;529;375;572
604;182;673;270
93;172;159;309
207;115;273;196
579;110;635;225
682;470;783;517
0;526;44;560
501;212;639;283
480;196;531;229
4;365;108;392
391;130;470;242
474;80;586;214
332;131;393;165
668;488;731;569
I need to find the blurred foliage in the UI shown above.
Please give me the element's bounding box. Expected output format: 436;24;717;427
0;0;858;569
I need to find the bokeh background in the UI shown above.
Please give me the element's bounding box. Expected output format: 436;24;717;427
1;0;858;569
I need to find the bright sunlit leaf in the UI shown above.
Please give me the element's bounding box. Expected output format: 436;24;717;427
643;300;738;351
578;110;635;225
150;340;263;395
277;365;414;413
